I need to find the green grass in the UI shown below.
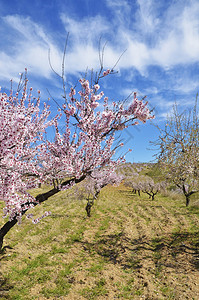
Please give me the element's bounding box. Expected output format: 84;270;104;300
80;278;108;299
0;181;199;299
87;262;104;275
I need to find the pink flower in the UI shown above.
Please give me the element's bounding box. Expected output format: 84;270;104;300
103;69;111;76
94;84;100;91
0;71;153;225
69;87;76;98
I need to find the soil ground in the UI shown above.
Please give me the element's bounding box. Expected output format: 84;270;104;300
0;183;199;299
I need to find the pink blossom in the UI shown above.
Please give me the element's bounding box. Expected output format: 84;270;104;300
94;84;100;90
103;69;111;76
0;69;153;225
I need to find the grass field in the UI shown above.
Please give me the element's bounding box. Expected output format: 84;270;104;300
0;182;199;299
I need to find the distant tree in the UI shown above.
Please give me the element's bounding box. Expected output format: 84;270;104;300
117;163;137;177
74;168;123;217
123;175;141;196
140;178;166;200
153;99;199;206
124;175;166;200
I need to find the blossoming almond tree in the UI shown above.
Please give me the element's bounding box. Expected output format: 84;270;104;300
0;67;154;250
40;77;153;183
0;73;53;249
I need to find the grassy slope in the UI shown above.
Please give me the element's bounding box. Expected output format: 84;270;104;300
0;183;199;299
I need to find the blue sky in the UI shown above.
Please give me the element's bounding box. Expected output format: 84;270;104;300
0;0;199;162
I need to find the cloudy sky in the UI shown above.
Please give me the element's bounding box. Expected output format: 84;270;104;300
0;0;199;162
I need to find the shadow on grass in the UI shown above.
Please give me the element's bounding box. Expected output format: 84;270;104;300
76;231;199;271
0;248;14;299
0;273;13;299
117;190;136;198
118;190;155;202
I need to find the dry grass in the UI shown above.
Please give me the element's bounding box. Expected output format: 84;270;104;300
0;183;199;299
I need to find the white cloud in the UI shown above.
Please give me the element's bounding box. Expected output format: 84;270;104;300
1;0;199;86
60;14;110;45
181;3;199;61
64;44;99;74
0;15;63;82
173;78;199;94
144;86;159;95
122;88;143;98
136;0;160;34
121;40;150;74
112;0;199;72
105;0;131;26
148;2;199;68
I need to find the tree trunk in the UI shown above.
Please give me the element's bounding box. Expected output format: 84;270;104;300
0;218;18;251
0;175;86;250
181;184;198;207
186;195;190;207
85;190;100;218
85;201;93;217
0;237;3;252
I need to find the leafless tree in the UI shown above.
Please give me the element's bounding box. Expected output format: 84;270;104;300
153;98;199;206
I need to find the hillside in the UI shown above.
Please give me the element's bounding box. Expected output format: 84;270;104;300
0;182;199;299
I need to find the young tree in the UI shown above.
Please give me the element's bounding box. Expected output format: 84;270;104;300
0;66;154;250
153;100;199;206
124;175;166;200
73;168;123;217
123;173;141;195
140;178;166;200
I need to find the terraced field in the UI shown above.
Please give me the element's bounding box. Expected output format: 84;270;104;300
0;183;199;299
